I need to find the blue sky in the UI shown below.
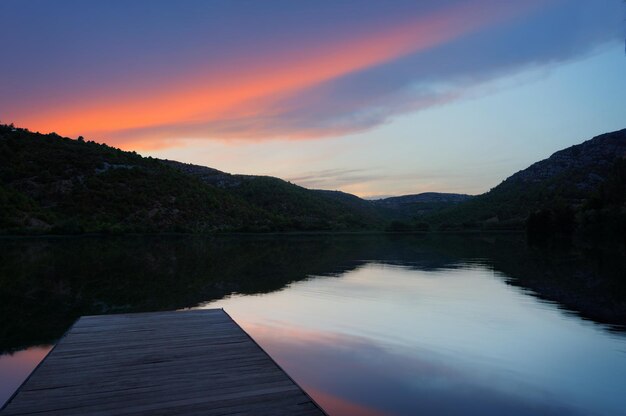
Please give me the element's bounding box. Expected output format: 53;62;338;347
1;0;624;197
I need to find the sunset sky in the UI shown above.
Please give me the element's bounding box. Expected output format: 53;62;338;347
1;0;624;197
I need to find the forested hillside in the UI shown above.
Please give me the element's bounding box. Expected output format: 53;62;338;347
426;129;626;234
0;125;384;233
1;124;624;236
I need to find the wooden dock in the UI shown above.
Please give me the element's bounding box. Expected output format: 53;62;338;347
1;309;326;415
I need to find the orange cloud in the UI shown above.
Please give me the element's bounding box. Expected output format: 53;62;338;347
12;1;542;149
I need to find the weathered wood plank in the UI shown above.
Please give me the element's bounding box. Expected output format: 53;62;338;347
1;309;326;416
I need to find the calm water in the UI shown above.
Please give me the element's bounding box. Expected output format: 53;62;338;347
1;234;625;415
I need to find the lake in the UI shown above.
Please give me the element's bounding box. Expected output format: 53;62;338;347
1;234;625;415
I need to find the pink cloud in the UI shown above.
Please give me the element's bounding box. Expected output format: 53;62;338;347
8;0;543;150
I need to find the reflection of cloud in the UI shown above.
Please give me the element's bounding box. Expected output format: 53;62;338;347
305;388;388;416
244;322;586;416
0;346;52;407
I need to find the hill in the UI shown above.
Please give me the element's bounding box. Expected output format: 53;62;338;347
1;124;624;235
427;129;626;233
163;160;385;228
0;125;385;233
372;192;472;220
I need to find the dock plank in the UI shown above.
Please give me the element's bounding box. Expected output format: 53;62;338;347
1;309;326;415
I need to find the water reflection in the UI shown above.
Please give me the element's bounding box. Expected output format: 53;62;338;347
203;264;626;415
1;234;625;413
0;346;51;407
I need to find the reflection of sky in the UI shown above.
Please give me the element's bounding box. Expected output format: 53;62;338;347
0;346;51;407
203;263;626;416
1;1;625;196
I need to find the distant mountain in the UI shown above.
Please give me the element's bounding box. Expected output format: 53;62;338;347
429;128;626;231
375;193;472;205
372;192;472;220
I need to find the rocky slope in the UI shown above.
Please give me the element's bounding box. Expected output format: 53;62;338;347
428;129;626;230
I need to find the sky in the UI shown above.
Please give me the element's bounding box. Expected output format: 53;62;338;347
1;0;624;198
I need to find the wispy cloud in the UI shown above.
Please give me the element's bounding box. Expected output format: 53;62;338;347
287;168;383;189
285;167;477;198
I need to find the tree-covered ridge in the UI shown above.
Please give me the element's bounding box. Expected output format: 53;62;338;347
1;124;624;235
0;125;386;233
164;160;386;229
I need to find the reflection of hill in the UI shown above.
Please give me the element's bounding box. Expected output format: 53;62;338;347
489;240;626;330
1;234;624;352
379;235;626;330
0;235;368;352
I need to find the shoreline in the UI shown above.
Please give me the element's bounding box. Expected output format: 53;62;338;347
0;229;526;239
